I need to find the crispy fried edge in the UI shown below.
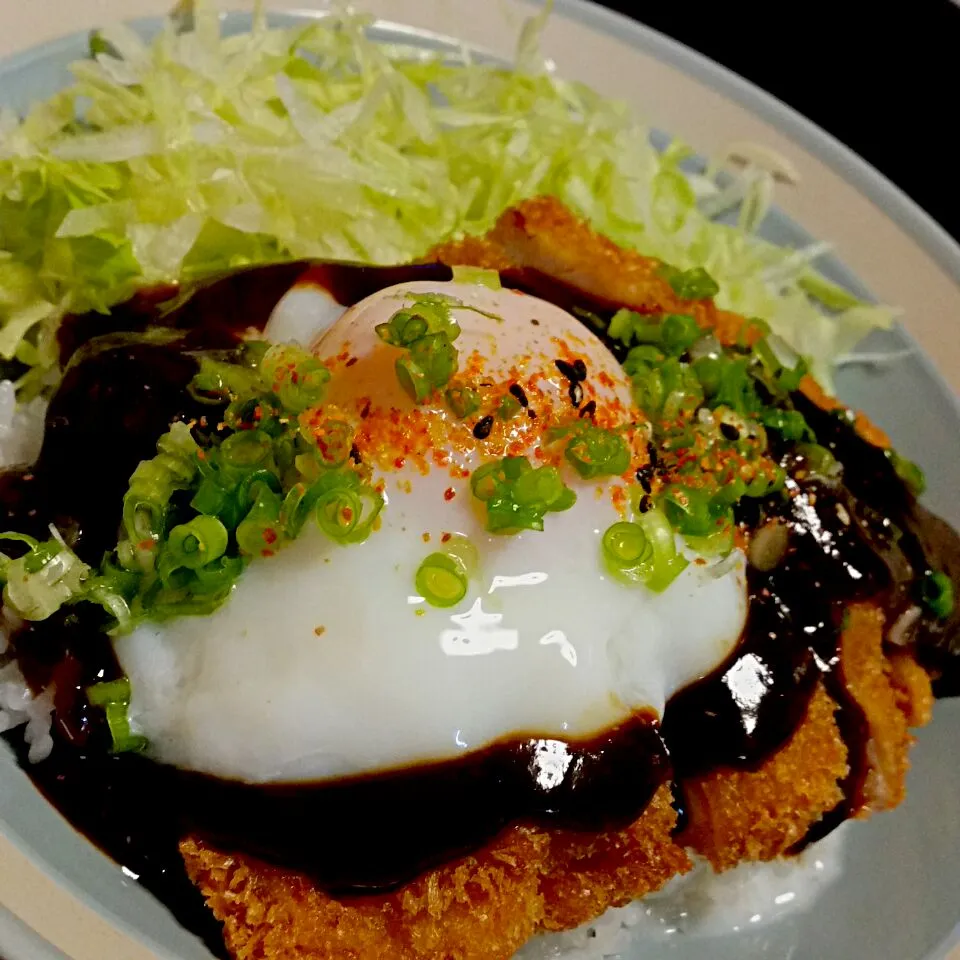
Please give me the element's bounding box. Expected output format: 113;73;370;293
183;197;935;957
182;785;688;960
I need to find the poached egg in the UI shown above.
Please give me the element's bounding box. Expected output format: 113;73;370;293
117;279;747;782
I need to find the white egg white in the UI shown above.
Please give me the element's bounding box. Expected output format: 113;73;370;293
117;281;747;783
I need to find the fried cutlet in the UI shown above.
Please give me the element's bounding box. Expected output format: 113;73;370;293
182;197;933;959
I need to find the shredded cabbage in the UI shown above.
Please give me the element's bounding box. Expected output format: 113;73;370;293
0;1;893;394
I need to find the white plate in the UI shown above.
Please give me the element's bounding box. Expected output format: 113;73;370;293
1;4;960;960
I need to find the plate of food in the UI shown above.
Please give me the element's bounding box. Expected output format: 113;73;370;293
0;3;959;960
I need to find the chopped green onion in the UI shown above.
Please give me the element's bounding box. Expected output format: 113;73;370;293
602;521;652;568
315;488;362;542
189;357;260;403
564;425;631;479
86;677;131;707
760;408;813;442
396;353;433;402
603;507;688;591
623;345;666;375
609;308;639;344
661;314;701;356
663;266;720;300
122;421;199;548
416;552;469;608
796;443;843;481
637;507;689;591
393;331;460;403
445;384;481;419
0;531;92;621
376;309;430;347
513;466;565;507
887;450;926;497
709;357;761;415
470;456;576;535
236;487;282;556
260;343;330;413
86;678;147;754
308;418;354;467
162;516;229;572
663;484;731;538
693;355;723;396
219;430;274;470
921;570;954;620
442;535;480;577
497;393;522;420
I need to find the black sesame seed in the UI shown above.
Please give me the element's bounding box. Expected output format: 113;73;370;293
572;358;587;382
508;383;529;407
646;442;658;468
637;494;653;514
720;422;740;442
349;444;362;465
531;318;540;326
554;358;577;381
472;415;494;440
635;465;653;485
579;399;597;420
568;381;583;408
527;409;538;420
638;475;652;493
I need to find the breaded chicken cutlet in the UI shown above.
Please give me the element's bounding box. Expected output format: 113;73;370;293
180;198;937;960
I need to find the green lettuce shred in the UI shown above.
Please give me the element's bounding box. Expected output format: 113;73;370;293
0;0;893;393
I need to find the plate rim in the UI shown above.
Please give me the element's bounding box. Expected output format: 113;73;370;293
0;4;958;960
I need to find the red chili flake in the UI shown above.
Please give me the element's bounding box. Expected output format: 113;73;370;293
394;457;406;469
360;401;372;419
441;532;452;543
342;507;354;523
314;626;327;637
444;487;456;501
262;528;278;545
138;540;156;551
197;449;207;460
261;549;276;558
254;406;263;421
345;356;358;367
422;532;431;543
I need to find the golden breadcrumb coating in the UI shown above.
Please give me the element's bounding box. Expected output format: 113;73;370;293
182;827;549;960
537;786;690;931
839;604;933;814
678;684;847;871
182;786;686;960
184;197;935;959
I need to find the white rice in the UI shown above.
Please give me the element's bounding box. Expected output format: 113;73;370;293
0;379;52;761
0;379;46;468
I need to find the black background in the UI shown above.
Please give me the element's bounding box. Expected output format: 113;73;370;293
599;1;960;242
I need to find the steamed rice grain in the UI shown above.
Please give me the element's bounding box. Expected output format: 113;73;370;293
0;379;53;761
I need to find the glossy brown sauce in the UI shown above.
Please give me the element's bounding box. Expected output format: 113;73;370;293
2;260;959;950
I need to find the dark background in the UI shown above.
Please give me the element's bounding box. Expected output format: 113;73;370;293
599;1;960;242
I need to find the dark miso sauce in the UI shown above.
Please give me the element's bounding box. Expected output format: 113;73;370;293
1;259;959;950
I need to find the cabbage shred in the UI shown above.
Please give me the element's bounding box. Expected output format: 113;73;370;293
0;1;894;395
